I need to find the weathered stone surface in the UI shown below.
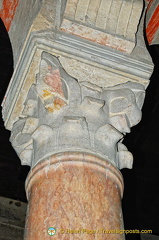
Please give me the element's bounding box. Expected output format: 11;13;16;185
63;0;143;53
8;0;43;64
145;0;159;45
2;38;152;131
0;224;24;240
0;196;27;240
0;0;152;69
0;1;155;239
0;0;19;31
60;19;135;53
9;52;145;169
65;0;143;42
140;233;159;240
0;0;2;9
0;196;26;227
0;0;153;187
2;0;153;131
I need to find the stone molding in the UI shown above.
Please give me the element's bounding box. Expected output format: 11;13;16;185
25;152;124;198
61;0;143;53
2;31;152;130
7;0;148;63
2;1;153;130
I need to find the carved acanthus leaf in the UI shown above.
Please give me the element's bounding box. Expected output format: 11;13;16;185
10;52;145;169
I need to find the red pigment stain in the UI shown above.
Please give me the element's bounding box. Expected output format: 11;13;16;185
44;68;64;97
147;1;153;11
146;4;159;44
147;0;156;12
0;0;19;31
61;22;128;53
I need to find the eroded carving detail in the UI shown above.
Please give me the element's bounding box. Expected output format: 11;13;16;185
10;52;145;169
65;0;143;40
61;0;144;53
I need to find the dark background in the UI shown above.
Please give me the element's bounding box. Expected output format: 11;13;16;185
0;18;159;239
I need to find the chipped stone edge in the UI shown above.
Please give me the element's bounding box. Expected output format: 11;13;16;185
2;30;153;130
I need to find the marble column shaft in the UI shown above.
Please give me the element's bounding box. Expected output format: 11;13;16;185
25;153;124;240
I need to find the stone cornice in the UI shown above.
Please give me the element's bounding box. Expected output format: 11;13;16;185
2;30;153;130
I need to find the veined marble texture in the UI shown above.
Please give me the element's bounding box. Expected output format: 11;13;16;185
25;152;124;240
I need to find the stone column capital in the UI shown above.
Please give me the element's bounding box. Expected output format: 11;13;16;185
9;52;145;169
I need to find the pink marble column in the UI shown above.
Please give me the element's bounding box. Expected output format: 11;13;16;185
24;152;124;240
